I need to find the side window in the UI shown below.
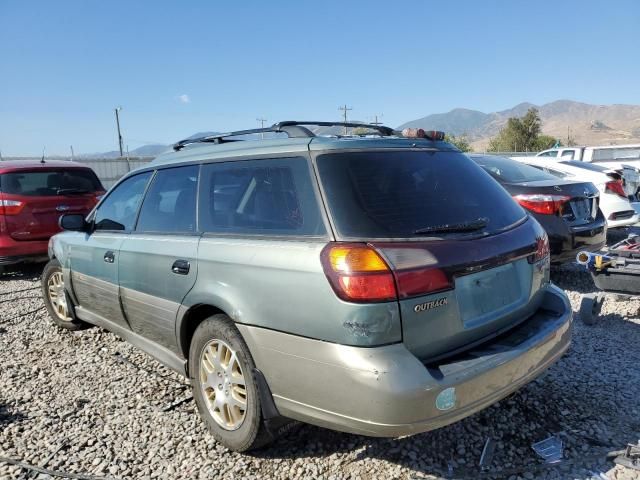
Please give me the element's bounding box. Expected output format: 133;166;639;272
199;157;325;236
136;165;199;233
560;150;575;159
94;172;152;231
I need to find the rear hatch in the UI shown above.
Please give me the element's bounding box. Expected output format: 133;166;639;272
315;149;550;361
0;168;104;241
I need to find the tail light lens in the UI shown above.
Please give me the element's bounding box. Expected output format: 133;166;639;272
528;233;550;263
321;243;454;302
605;180;627;198
321;244;397;302
514;194;570;215
0;199;25;215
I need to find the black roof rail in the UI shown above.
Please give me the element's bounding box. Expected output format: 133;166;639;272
172;121;398;151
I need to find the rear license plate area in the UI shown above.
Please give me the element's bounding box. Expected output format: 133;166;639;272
456;262;523;328
570;199;591;220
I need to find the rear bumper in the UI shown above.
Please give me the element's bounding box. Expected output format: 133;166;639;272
533;212;607;264
238;284;572;437
0;235;49;265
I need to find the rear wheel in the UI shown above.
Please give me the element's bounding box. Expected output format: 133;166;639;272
41;259;90;331
189;314;272;451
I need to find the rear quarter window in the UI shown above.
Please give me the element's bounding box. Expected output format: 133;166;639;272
198;157;326;236
316;151;526;238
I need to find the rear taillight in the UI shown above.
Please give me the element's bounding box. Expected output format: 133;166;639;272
321;243;454;302
514;194;570;215
321;244;397;302
605;180;627;198
528;233;550;263
0;199;25;215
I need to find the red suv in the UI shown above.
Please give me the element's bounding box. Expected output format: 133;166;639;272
0;161;105;270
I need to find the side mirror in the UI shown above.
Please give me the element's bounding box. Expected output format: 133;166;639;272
59;214;87;232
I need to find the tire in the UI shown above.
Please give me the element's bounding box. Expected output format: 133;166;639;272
41;259;90;331
580;294;602;325
189;314;272;452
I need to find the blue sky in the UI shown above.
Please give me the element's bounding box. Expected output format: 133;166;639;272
1;0;639;155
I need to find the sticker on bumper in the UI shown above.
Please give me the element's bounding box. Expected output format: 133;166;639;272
436;387;456;411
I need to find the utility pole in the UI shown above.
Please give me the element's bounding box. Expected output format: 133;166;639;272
70;145;75;161
114;107;124;157
338;105;352;135
256;117;267;139
371;114;383;126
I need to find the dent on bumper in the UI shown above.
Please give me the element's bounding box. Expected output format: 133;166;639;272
237;284;573;437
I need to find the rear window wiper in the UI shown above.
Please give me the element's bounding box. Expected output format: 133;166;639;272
57;188;90;195
413;217;489;235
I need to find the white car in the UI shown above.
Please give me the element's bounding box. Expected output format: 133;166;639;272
513;157;639;228
536;144;640;171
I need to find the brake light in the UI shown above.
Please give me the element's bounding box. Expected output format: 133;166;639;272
528;233;550;263
0;199;25;215
605;180;627;198
321;244;397;302
513;194;570;215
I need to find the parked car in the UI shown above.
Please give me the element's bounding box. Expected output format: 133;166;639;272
0;161;105;271
512;157;639;228
43;122;572;452
536;144;640;177
470;154;606;264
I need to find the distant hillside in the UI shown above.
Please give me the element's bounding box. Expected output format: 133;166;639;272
399;100;640;150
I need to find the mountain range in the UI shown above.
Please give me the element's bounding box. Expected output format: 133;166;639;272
86;100;640;157
398;100;640;150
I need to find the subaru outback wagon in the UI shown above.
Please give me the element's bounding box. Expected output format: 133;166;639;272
43;122;573;451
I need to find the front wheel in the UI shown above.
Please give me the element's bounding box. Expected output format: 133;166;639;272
41;259;90;331
189;314;272;452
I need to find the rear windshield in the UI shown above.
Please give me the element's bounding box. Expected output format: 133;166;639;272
316;151;526;238
0;169;103;196
473;155;558;183
560;160;609;173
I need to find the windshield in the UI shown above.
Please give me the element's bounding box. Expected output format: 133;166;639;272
0;169;103;196
316;151;526;238
472;155;558;183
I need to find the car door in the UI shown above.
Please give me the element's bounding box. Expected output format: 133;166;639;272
69;171;153;329
118;165;200;352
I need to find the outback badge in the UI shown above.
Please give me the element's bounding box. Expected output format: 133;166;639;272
414;297;448;313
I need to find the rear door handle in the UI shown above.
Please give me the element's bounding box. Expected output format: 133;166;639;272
104;251;115;263
172;259;190;275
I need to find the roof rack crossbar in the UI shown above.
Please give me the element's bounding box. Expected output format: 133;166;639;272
172;121;397;151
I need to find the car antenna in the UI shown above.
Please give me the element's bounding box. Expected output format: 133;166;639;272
40;146;46;164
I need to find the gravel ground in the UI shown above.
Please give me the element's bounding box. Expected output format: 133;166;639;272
1;236;639;479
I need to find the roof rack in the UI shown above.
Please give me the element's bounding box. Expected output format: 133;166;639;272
172;121;398;151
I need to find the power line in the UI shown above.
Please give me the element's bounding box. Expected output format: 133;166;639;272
338;105;353;135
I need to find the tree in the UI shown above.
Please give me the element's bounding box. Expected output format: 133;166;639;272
445;134;473;152
487;108;551;152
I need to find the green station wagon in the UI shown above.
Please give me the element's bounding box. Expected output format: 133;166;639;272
43;122;573;451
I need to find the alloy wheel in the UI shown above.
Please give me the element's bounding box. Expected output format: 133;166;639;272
199;339;248;431
47;271;70;321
